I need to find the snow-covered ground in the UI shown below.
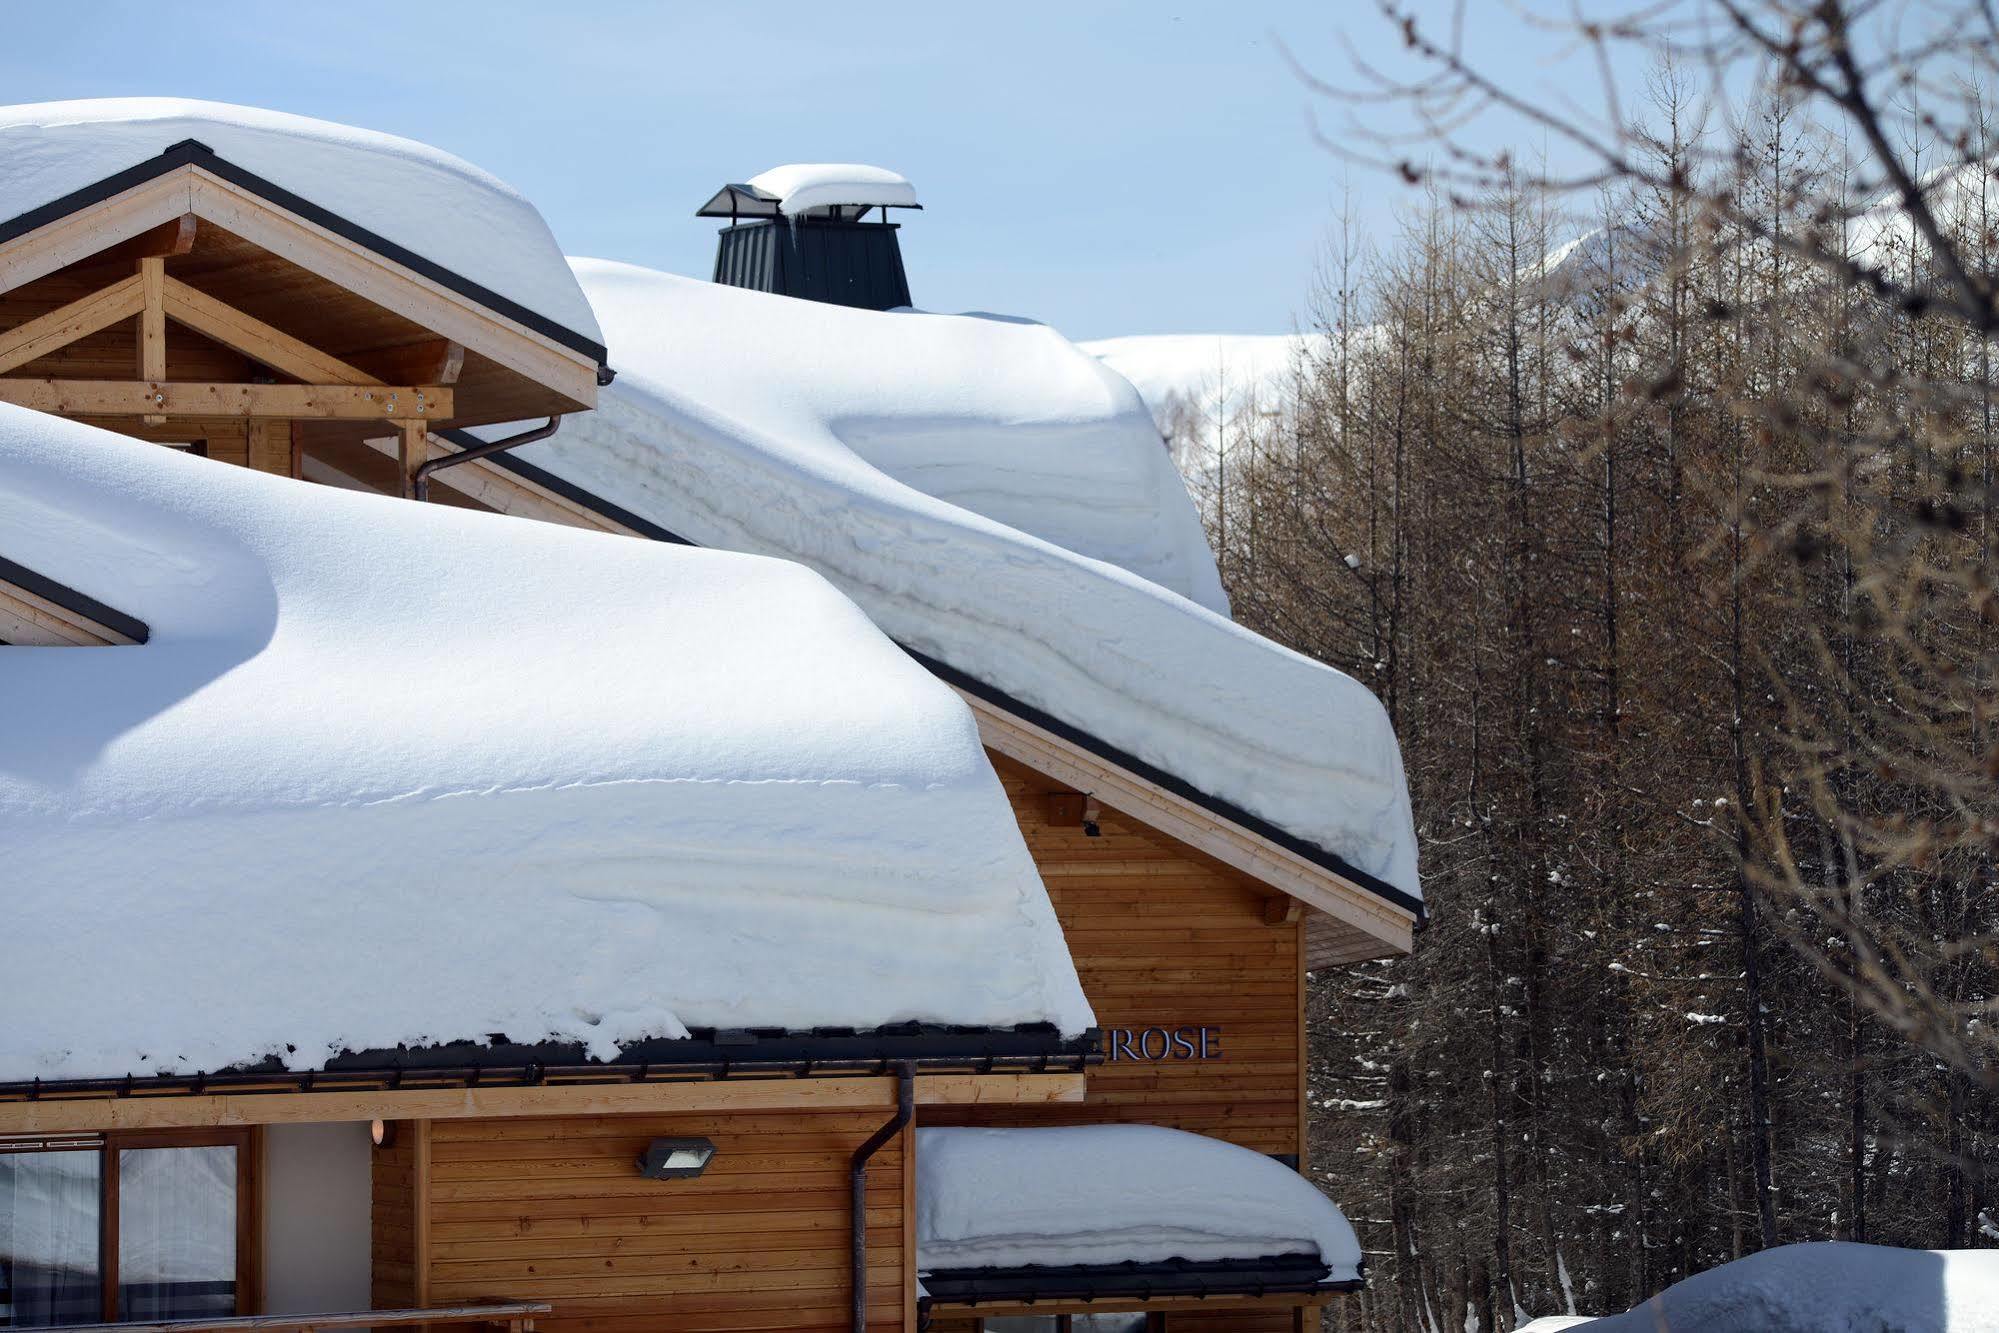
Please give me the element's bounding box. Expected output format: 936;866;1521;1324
0;98;600;343
517;261;1421;900
1542;1243;1999;1332
915;1125;1363;1282
0;407;1092;1083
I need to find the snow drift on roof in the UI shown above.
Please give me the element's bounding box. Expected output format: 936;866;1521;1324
0;406;1091;1083
1577;1243;1999;1333
516;259;1421;900
746;163;918;215
0;98;601;344
915;1126;1363;1282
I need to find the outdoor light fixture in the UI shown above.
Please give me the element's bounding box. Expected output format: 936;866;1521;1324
369;1119;396;1149
637;1136;717;1180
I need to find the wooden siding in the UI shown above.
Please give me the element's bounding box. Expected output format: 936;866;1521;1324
370;1121;419;1310
411;1109;911;1333
932;753;1306;1158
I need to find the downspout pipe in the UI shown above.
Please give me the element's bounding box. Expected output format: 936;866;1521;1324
414;416;561;502
852;1061;915;1333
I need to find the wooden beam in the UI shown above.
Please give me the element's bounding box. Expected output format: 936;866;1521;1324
397;419;428;497
160;275;377;387
0;1072;1086;1134
1263;895;1304;926
0;273;146;375
184;169;598;407
139;257;166;424
83;213;199;270
346;339;464;387
0;380;451;420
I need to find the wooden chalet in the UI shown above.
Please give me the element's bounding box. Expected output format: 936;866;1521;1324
0;102;1420;1333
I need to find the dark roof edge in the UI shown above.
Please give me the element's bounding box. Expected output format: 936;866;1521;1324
0;140;610;371
919;1254;1357;1306
0;1024;1103;1102
0;553;150;644
465;445;1424;925
447;431;694;544
910;648;1424;921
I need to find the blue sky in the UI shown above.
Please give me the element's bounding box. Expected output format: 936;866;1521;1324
0;2;1643;340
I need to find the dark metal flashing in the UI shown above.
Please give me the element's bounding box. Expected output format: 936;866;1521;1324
918;1254;1353;1307
908;649;1425;921
0;553;150;644
441;445;1425;924
0;1024;1102;1104
0;139;612;377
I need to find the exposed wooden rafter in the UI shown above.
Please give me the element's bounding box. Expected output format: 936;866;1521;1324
0;380;451;419
347;339;464;387
74;213;199;274
158;273;375;386
0;273;145;374
0;166;598;409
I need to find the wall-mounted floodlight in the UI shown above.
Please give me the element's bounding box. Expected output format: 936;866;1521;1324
637;1137;717;1180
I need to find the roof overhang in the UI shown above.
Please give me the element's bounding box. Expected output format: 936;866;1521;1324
920;1254;1353;1313
0;1024;1099;1133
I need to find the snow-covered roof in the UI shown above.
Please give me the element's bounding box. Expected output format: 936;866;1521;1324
1580;1243;1999;1333
516;259;1421;903
749;163;918;215
0;406;1091;1084
915;1126;1363;1283
0;98;602;346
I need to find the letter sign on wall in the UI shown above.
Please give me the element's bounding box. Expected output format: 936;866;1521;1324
1104;1026;1222;1062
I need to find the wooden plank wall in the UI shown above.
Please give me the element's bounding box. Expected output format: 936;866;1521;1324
406;1109;911;1333
370;1122;418;1309
931;754;1306;1158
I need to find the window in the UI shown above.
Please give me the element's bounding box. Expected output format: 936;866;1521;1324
0;1131;253;1327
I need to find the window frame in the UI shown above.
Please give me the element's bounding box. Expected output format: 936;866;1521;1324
0;1127;259;1325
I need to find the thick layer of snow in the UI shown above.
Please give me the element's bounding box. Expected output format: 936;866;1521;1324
746;163;918;215
520;260;1420;898
915;1126;1363;1282
1580;1244;1999;1333
0;407;1092;1083
0;98;600;343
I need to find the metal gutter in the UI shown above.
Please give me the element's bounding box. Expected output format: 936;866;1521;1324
0;1025;1102;1104
918;1254;1352;1307
851;1062;914;1332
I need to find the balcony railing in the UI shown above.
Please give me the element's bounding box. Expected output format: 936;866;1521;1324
42;1302;552;1332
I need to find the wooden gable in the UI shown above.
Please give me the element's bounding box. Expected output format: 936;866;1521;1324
0;145;605;496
